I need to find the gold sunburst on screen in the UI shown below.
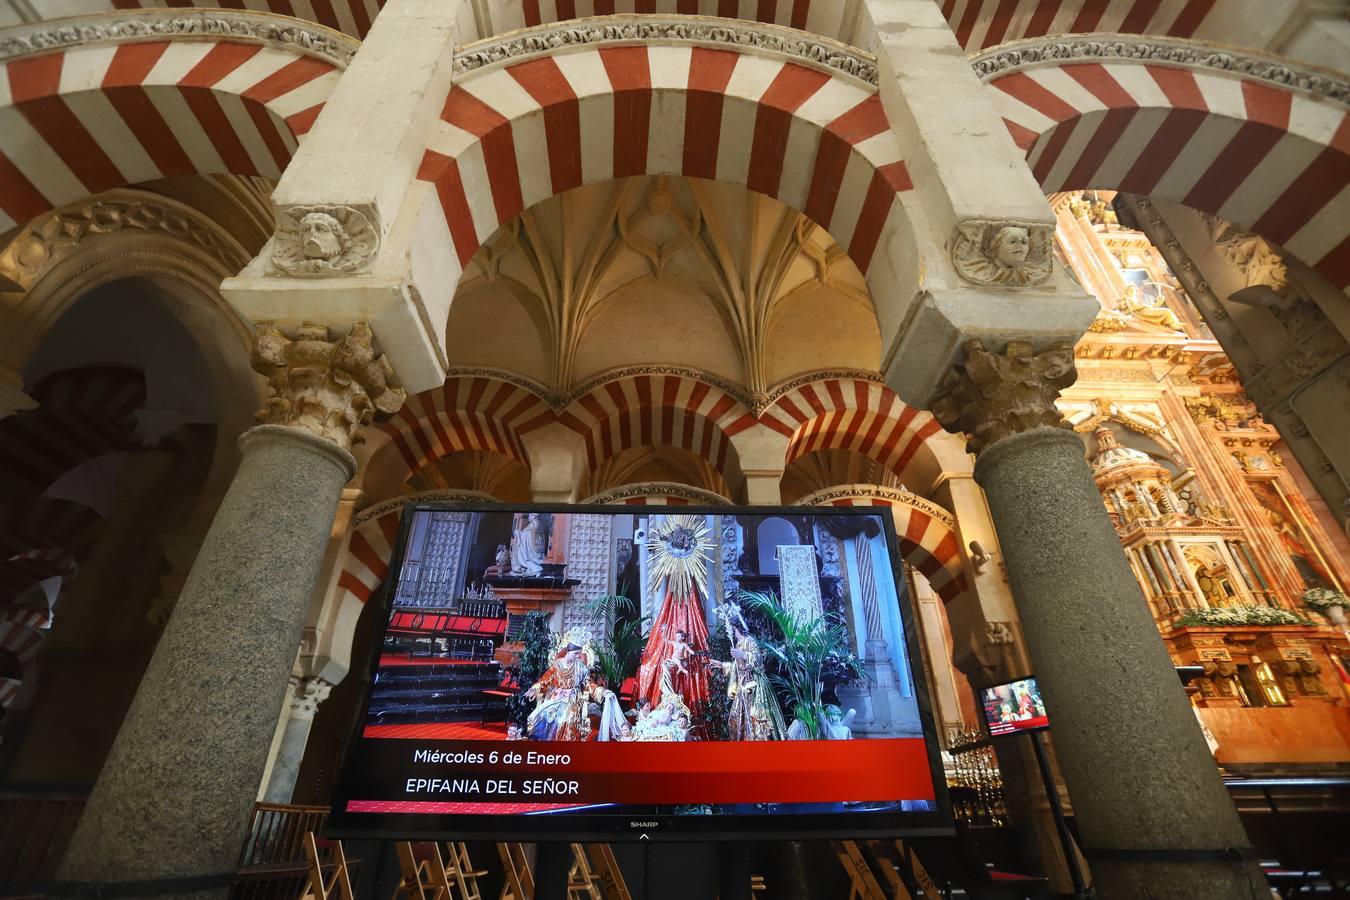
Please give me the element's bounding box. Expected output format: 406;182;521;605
646;514;714;599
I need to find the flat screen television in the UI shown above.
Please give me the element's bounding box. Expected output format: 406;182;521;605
978;676;1049;738
328;503;950;841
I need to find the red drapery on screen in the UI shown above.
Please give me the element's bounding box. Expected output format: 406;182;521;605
637;586;711;714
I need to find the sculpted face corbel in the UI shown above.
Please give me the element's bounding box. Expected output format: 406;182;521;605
951;219;1055;288
268;203;380;277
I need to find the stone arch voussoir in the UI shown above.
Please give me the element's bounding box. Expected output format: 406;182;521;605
980;36;1350;289
0;10;351;231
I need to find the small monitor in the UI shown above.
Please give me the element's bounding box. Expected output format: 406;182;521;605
978;676;1049;737
327;503;951;841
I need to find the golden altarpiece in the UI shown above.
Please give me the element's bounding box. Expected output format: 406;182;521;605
1054;192;1350;767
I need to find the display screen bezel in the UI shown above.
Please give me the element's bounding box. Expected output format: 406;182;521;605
327;501;953;842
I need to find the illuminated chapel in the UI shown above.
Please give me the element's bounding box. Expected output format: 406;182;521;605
0;0;1346;897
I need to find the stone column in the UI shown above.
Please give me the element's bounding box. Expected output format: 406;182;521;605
932;341;1265;900
59;323;404;896
262;675;334;804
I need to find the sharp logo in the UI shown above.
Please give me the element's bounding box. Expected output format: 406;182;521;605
630;821;657;827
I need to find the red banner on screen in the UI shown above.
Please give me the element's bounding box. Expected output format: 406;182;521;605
345;737;935;814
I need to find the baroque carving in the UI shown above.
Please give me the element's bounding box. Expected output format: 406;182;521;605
930;340;1077;457
0;192;249;292
0;9;356;67
581;482;732;506
269;205;379;277
251;322;406;452
971;35;1350;105
454;16;878;86
951;220;1054;287
1209;218;1292;296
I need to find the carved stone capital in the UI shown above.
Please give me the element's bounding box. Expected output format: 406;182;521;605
251;321;406;452
951;219;1054;287
930;340;1077;457
268;204;379;277
287;675;333;720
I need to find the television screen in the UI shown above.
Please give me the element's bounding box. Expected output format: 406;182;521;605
978;677;1049;737
328;504;950;840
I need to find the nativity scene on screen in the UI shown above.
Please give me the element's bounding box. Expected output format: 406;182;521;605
363;508;924;745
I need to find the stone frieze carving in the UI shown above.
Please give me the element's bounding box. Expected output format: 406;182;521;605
269;205;379;277
793;484;956;528
930;340;1077;457
251;321;406;452
0;9;356;66
971;35;1350;105
354;490;501;527
443;367;554;404
581;482;732;506
453;16;878;86
0;192;249;291
951;219;1054;287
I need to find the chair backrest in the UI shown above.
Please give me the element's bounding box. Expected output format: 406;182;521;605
301;832;355;900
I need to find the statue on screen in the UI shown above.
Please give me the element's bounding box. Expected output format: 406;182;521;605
709;617;785;741
524;638;592;741
638;516;714;724
524;629;624;741
510;512;545;577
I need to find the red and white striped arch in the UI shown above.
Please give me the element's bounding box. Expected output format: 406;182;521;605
988;58;1350;288
416;44;913;292
0;549;76;625
560;373;752;474
0;36;340;230
802;487;967;603
766;377;944;481
335;490;498;607
367;375;552;480
942;0;1218;52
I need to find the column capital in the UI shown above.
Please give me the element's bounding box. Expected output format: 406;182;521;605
251;321;406;453
287;675;334;720
930;340;1077;457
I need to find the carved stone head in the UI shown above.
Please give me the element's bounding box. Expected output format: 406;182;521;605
990;226;1030;268
300;211;345;260
952;219;1053;287
270;204;378;277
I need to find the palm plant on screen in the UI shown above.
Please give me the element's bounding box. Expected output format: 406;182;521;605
741;590;865;739
585;592;649;689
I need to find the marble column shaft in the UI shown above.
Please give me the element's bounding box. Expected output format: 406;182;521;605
58;425;356;895
975;427;1263;898
262;675;333;804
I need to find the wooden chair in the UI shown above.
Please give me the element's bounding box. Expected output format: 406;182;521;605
299;832;356;900
582;845;632;900
444;841;489;900
566;843;604;899
499;843;535;900
396;841;455;900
